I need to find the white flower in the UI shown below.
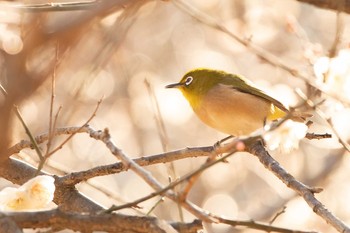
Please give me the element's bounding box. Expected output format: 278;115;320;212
263;120;308;153
314;49;350;100
0;175;56;211
2;32;23;55
0;5;23;55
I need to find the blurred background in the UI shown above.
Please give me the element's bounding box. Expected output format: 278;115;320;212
1;0;350;232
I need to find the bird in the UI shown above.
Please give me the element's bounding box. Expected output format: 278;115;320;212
166;68;295;136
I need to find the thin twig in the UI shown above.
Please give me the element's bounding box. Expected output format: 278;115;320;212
296;88;350;153
329;10;344;57
316;104;350;151
146;197;164;216
46;98;103;157
323;113;350;152
144;79;169;151
14;106;44;161
36;108;62;174
45;42;59;157
0;83;8;96
1;85;44;161
37;44;61;175
218;216;316;233
99;128;219;222
103;147;236;216
269;206;287;225
145;79;184;220
6;126;89;156
305;132;332;140
12;1;98;12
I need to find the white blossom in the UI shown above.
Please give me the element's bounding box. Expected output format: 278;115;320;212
314;49;350;100
0;5;23;55
263;120;308;153
0;175;56;211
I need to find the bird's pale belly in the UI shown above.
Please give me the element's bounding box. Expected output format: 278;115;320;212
192;85;271;136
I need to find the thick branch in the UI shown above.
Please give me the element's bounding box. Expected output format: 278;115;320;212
5;209;198;233
0;159;103;213
296;0;350;14
0;159;203;233
0;217;22;233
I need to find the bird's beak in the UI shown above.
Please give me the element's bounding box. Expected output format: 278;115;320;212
165;82;183;88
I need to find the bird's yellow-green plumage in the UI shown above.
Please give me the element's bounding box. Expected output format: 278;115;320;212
166;68;288;136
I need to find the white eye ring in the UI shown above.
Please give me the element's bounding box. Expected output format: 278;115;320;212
185;76;193;86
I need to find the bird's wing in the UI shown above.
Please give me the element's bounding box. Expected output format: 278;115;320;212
225;74;289;112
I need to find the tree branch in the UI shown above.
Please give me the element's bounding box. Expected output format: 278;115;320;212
5;208;196;233
296;0;350;14
3;126;345;232
246;140;350;233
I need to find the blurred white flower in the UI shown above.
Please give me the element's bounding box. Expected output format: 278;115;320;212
314;49;350;100
263;120;308;153
0;5;23;55
0;175;56;211
2;32;23;55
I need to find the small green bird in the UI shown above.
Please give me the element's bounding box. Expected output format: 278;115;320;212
166;68;290;136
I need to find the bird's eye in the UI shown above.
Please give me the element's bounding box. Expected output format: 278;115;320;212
184;76;193;86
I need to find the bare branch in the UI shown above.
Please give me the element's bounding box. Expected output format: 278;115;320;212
0;216;22;233
13;1;98;12
218;216;317;233
47;99;102;157
329;12;344;57
5;208;186;233
295;0;350;14
3;126;340;232
305;132;332;140
14;106;43;160
247;140;350;233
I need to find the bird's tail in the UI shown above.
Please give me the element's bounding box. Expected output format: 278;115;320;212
289;111;313;122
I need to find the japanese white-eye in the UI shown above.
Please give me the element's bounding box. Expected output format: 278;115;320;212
166;68;290;136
